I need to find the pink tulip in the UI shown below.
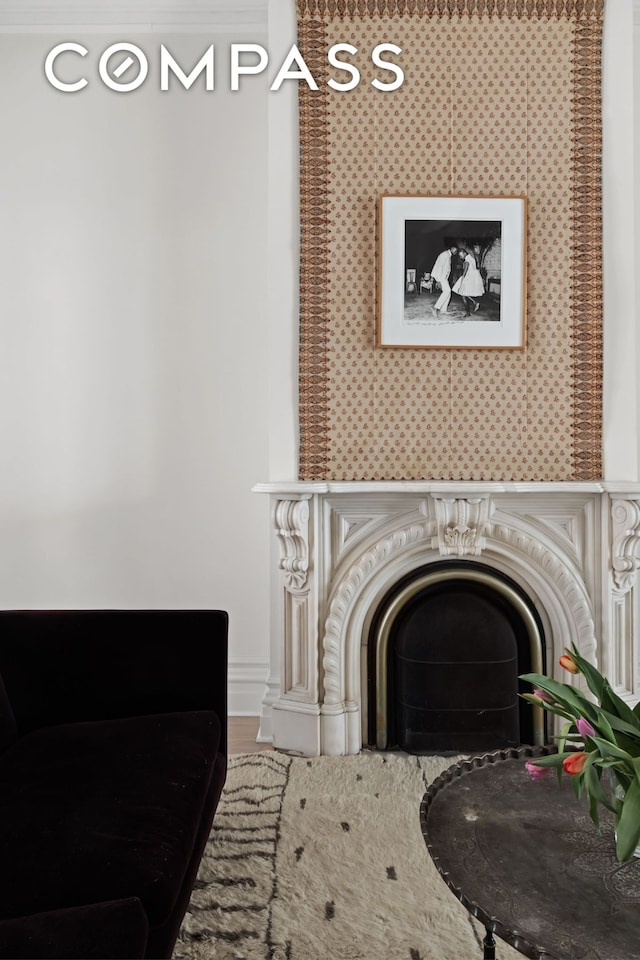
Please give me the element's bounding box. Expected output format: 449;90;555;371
533;689;553;703
525;760;550;781
576;717;596;739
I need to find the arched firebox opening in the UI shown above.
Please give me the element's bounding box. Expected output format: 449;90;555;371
367;561;546;753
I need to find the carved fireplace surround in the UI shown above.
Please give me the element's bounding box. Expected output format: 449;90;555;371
253;481;640;756
249;2;638;756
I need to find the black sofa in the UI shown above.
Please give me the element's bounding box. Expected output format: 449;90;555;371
0;609;228;960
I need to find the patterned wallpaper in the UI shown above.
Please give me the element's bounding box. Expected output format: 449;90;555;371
297;0;603;481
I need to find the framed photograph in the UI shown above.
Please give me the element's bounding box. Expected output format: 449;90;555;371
376;195;527;349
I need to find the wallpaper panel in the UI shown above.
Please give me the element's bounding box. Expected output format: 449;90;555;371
297;0;603;481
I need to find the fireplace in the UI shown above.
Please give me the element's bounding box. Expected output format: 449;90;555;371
368;561;545;753
254;482;640;756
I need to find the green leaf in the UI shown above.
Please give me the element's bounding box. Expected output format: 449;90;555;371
587;788;601;830
610;732;640;759
572;773;584;800
519;674;597;721
557;720;574;756
615;776;640;861
599;710;640;743
600;681;639;727
566;647;640;732
569;646;606;702
598;759;631;771
519;697;573;723
524;752;570;769
584;765;615;813
591;737;634;764
592;712;616;743
519;692;568;715
610;768;632;803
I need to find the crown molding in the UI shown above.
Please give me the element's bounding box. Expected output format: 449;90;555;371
0;0;268;30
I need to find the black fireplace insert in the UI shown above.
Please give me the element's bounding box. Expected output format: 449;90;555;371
368;561;546;753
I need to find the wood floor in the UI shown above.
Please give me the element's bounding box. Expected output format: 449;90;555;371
228;716;273;755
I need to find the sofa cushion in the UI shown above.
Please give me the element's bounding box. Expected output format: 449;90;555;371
0;898;148;959
0;672;17;755
0;710;221;927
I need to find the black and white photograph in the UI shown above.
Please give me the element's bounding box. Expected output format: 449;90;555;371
377;196;527;349
405;219;501;322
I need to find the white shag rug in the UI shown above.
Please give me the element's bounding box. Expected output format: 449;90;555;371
174;752;523;960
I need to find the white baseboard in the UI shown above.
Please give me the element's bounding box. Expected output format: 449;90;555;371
228;659;270;717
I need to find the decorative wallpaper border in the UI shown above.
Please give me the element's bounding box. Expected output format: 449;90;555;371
298;17;330;480
297;0;602;17
297;1;604;481
572;15;603;479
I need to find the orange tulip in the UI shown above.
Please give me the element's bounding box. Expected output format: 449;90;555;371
563;752;588;776
559;653;579;674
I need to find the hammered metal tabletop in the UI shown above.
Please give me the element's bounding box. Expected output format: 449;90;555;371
420;747;640;960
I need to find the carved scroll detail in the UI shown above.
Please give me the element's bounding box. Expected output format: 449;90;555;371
274;499;310;590
611;498;640;594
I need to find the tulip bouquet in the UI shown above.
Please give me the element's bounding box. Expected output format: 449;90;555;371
521;645;640;861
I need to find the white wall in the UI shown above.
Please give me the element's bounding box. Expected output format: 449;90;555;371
603;0;637;480
0;1;634;728
635;3;640;482
0;33;271;709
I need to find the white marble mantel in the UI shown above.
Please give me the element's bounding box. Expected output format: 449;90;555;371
255;480;640;756
255;481;640;495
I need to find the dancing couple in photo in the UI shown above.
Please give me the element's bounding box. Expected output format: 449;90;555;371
430;240;484;317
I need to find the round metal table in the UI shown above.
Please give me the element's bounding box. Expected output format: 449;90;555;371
420;746;640;959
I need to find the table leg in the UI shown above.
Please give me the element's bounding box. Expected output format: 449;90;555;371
483;926;496;960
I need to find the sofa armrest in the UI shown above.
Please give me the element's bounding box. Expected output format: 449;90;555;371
0;611;227;751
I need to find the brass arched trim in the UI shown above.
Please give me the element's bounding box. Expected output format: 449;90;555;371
374;568;545;750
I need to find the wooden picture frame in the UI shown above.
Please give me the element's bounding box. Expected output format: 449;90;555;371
376;195;527;350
